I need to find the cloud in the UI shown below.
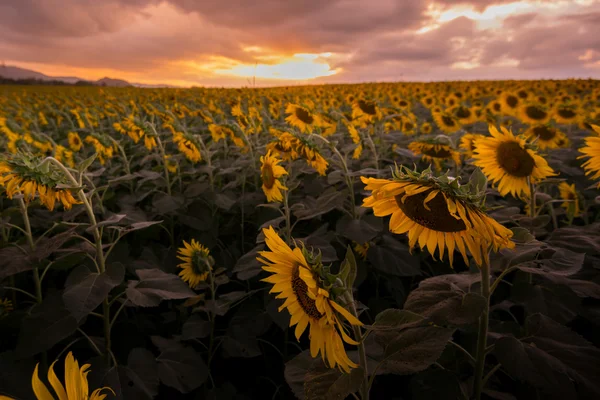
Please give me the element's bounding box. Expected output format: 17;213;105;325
0;0;599;86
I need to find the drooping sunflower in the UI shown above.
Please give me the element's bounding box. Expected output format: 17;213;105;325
173;132;202;163
558;182;581;218
258;226;363;373
472;125;556;198
524;125;569;150
459;133;485;159
67;131;82;152
408;140;461;170
285;103;319;133
260;151;288;203
30;352;114;400
0;156;80;211
578;126;600;187
361;167;514;267
177;239;214;288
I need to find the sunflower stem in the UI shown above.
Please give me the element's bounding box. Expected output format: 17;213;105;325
527;177;536;221
42;157;112;366
18;198;42;304
343;291;369;400
473;255;491;400
283;185;292;245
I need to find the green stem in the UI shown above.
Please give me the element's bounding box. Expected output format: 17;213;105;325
527;177;536;220
43;157;111;366
18;199;42;304
473;256;491;400
343;291;369;400
283;185;292;245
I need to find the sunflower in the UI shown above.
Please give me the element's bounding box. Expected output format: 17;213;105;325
449;105;478;125
0;157;80;211
525;125;568;150
352;99;382;124
408;141;461;170
432;111;460;134
177;239;214;288
258;226;363;373
208;124;228;142
0;298;13;317
164;155;178;174
472;125;556;198
578;129;600;187
353;242;369;260
67;132;82;152
30;352;114;400
558;182;581;218
518;103;551;125
361;167;514;267
285;103;319;133
459;133;485;159
499;92;520;115
260;151;288;202
84;135;114;165
173;132;202;163
420;122;433;135
553;104;579;125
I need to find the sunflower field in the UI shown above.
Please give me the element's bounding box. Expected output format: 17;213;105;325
1;80;600;400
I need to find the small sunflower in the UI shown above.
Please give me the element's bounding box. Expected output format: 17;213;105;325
449;105;478;125
518;103;551;125
499;92;521;115
472;125;556;198
432;111;460;134
31;352;114;400
258;226;363;373
285;103;319;133
525;125;569;150
553;104;580;125
408;140;461;170
361;167;514;267
67;132;82;152
459;133;485;159
353;242;369;260
0;298;13;317
578;127;600;187
173;132;202;163
177;239;214;288
260;151;288;203
352;99;382;124
558;182;581;218
420;122;433;135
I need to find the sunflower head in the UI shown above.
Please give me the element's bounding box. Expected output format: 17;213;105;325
260;150;288;203
408;136;461;170
285;103;319;133
473;125;556;198
0;298;14;317
258;227;363;373
67;131;82;152
558;182;581;219
177;239;215;288
362;166;514;267
0;152;81;211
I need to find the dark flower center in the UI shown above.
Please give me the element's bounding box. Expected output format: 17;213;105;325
291;266;323;319
557;108;576;119
442;115;456;127
532;126;556;141
395;189;467;232
455;107;472;119
525;106;548;120
496;141;535;177
262;164;275;189
517;90;528;99
421;145;452;158
294;107;314;124
358;100;377;115
505;95;519;108
493;103;501;112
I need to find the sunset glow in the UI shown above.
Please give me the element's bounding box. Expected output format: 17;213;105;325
0;0;598;86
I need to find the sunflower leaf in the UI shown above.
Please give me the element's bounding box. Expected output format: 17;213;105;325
339;245;358;289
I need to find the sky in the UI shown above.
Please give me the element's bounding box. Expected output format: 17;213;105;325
0;0;599;87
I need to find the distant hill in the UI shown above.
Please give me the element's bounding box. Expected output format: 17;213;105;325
0;65;177;88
